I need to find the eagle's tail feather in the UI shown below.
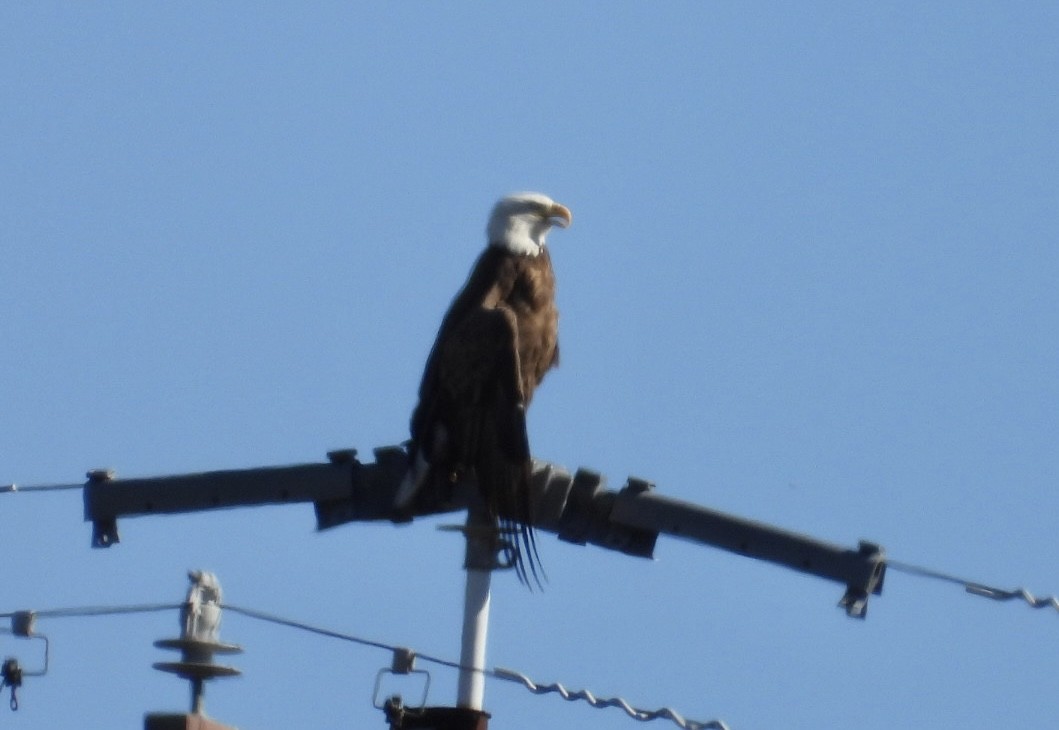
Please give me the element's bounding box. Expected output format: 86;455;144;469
492;466;545;591
516;462;546;590
474;408;545;591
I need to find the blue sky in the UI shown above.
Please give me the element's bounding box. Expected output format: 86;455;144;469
2;3;1057;729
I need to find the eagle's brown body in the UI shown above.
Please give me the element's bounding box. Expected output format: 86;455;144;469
407;245;558;585
421;245;559;409
399;192;571;588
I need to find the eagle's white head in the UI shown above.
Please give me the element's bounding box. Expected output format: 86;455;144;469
487;192;573;257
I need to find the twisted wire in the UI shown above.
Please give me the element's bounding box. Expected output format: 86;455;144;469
492;667;731;730
887;559;1058;614
964;584;1059;611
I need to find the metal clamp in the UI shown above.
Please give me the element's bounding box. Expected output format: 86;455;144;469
837;541;887;618
1;658;21;710
0;612;50;711
372;647;431;711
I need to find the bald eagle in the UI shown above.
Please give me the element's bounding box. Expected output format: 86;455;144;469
395;192;572;587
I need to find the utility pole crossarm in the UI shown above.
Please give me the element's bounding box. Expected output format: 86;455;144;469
82;444;885;617
83;445;497;550
83;448;415;547
512;462;884;618
607;487;886;617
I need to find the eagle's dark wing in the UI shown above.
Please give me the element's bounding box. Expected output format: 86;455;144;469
400;245;550;588
408;250;513;475
424;303;542;587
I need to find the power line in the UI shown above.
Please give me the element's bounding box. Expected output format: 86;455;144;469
0;603;181;620
887;559;1059;614
2;560;1052;629
3;553;1055;730
223;603;471;673
493;667;731;730
1;598;733;729
0;482;83;494
221;604;396;655
222;603;728;730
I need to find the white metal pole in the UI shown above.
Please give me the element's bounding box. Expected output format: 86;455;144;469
456;507;493;710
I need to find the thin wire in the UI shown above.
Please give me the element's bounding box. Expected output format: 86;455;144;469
2;599;733;730
887;559;1059;614
222;604;467;672
222;604;396;655
0;603;181;620
885;559;968;586
223;603;730;730
0;482;83;494
2;558;1048;727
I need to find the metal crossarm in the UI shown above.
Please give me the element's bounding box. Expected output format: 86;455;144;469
82;444;884;615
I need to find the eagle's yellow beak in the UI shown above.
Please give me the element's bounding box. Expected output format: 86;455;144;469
548;202;573;228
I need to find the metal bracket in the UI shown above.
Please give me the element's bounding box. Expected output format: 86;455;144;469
0;612;50;711
373;648;431;711
86;469;120;547
837;541;887;618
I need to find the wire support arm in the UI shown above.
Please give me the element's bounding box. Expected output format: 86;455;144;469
520;464;884;617
81;444;883;615
604;485;885;617
314;454;884;616
82;448;412;547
